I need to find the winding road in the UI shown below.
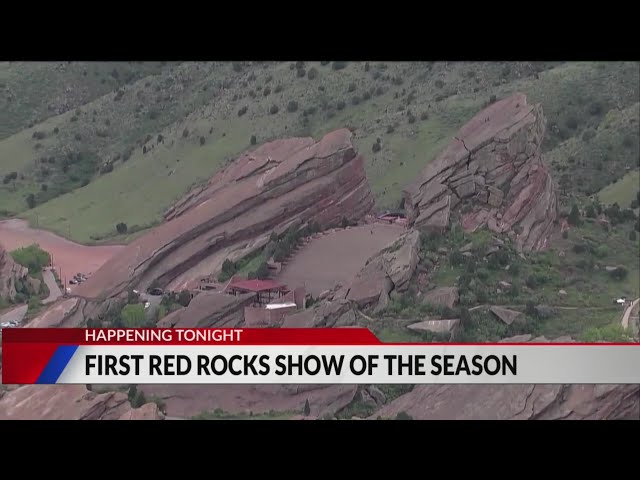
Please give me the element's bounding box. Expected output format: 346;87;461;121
621;298;640;330
41;268;63;304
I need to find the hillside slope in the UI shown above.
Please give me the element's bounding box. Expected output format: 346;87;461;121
0;61;637;244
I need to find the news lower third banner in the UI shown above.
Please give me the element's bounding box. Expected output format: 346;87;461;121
2;328;639;385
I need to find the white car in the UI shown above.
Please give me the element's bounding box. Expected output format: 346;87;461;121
144;301;150;310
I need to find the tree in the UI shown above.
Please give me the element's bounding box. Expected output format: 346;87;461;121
609;266;628;281
559;174;571;196
525;300;536;317
255;262;270;280
568;204;582;226
26;193;36;209
199;136;205;146
631;230;638;241
250;135;257;145
585;205;596;218
127;289;140;305
303;399;311;416
395;411;413;420
116;222;128;234
177;290;192;307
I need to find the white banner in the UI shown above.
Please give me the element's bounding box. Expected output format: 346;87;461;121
51;345;640;385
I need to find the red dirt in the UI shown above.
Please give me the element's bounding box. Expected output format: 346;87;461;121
0;219;123;291
276;223;405;297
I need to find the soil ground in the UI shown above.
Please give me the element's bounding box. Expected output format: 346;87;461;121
0;218;123;291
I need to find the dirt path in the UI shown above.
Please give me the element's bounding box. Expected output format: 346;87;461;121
621;298;640;329
0;219;124;293
0;305;27;325
41;268;62;304
276;223;405;297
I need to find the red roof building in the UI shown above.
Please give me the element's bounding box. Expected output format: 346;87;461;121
227;279;289;306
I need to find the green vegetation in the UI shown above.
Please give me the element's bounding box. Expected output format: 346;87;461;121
1;61;636;243
218;222;321;282
373;203;639;342
336;384;414;419
10;243;50;274
120;304;146;328
192;408;296;420
597;170;640;209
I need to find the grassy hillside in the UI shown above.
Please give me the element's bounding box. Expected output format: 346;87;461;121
1;61;638;243
597;170;640;208
0;61;171;139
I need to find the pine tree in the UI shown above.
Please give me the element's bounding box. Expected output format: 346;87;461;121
568;205;582;226
303;399;311;416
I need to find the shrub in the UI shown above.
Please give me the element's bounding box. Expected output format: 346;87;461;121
263;86;271;96
199;136;206;146
178;290;192;307
630;230;637;241
565;116;578;130
588;102;603;116
562;230;569;239
585;205;596;218
489;94;497;104
352;96;361;105
609;266;628;280
435;79;444;89
250;135;257;145
32;131;46;140
336;100;346;110
237;105;248;116
408;114;416;124
255;262;270;280
116;222;128;234
582;129;596;142
274;84;283;93
287;100;298;113
53;127;59;134
386;125;395;134
395;411;413;420
182;128;189;138
332;61;348;70
372;142;381;153
26;193;36;209
268;104;279;115
296;68;306;78
10;244;51;274
568;205;582;226
348;83;356;93
307;67;318;80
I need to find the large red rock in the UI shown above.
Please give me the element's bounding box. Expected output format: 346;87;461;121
74;128;374;301
0;385;164;420
0;242;29;302
372;336;639;420
404;93;558;251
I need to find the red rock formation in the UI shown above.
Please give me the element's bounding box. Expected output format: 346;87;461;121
0;385;164;420
0;242;28;302
74;129;374;301
404;93;558;251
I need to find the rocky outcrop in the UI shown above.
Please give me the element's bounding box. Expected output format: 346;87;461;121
74;128;374;301
372;336;640;420
407;319;460;334
332;230;421;310
282;299;359;328
423;287;459;309
140;384;358;419
158;291;255;328
0;385;164;420
404;93;558;251
489;306;522;325
0;243;28;302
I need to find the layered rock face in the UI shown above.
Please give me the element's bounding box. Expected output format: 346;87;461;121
74;128;373;301
373;336;640;420
0;385;164;420
0;243;28;302
404;93;558;251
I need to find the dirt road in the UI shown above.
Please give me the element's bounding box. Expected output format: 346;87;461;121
41;268;62;304
0;219;124;292
0;305;28;325
621;298;640;329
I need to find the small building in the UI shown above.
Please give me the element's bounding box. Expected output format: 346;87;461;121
226;279;289;307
